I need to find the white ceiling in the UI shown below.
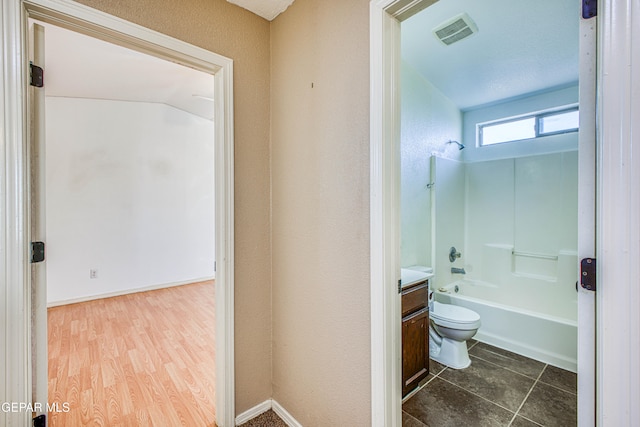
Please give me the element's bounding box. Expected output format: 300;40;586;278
40;0;575;120
401;0;579;110
40;0;296;118
40;21;215;121
227;0;294;21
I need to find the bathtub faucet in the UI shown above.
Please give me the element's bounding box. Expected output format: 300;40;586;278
451;267;466;274
449;246;462;262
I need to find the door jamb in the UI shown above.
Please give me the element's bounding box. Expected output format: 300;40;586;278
0;1;235;426
577;9;597;427
370;1;402;426
371;2;438;424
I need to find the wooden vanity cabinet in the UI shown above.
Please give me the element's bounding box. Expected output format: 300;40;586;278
402;279;430;397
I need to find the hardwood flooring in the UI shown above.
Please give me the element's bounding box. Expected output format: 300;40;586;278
47;280;216;426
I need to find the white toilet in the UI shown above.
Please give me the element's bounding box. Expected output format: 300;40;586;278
429;301;481;369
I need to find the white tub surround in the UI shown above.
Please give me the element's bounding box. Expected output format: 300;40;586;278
464;245;578;321
436;281;577;372
427;152;578;372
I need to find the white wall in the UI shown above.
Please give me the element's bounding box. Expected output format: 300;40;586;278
401;62;462;268
45;97;215;305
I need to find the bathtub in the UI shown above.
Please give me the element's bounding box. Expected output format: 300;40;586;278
435;280;577;372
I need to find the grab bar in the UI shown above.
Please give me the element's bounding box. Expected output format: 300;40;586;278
512;250;558;261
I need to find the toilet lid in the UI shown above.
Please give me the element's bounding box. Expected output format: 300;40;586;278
431;301;480;325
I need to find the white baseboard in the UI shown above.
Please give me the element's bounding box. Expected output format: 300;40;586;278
272;400;303;427
46;276;215;307
235;399;272;425
235;399;302;427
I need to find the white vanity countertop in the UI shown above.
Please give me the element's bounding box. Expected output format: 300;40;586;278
401;268;433;289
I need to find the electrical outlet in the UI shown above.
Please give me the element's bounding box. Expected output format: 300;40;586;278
90;269;98;279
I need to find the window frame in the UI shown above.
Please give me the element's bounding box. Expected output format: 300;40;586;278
477;105;579;147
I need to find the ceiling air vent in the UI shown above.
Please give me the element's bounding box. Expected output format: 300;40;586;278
433;13;478;46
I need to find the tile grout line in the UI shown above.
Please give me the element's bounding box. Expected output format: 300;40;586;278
416;345;575;427
515;414;545;427
469;353;544;381
436;375;518;416
402;362;449;404
403;410;428;427
419;342;522;416
536;381;578;396
508;364;548;426
534;373;579;396
471;351;578;396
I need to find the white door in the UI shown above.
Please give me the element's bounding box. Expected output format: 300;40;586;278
577;10;597;427
29;21;48;421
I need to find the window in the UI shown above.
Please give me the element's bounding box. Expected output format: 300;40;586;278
478;107;579;146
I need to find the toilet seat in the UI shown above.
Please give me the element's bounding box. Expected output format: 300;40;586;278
431;301;481;330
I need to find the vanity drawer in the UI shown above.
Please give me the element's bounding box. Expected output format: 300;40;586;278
402;280;429;317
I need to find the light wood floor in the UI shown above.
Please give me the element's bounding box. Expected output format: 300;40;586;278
47;280;216;426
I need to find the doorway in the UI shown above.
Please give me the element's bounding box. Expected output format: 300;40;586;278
369;0;596;425
35;19;218;425
0;1;235;426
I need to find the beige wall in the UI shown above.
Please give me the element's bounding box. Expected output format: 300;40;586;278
270;0;371;425
72;0;273;415
71;0;373;422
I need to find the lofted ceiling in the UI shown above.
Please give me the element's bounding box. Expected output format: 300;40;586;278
39;0;298;118
226;0;295;20
39;21;215;121
401;0;579;110
40;0;575;121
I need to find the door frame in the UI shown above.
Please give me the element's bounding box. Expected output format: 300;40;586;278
0;1;235;426
370;0;603;425
596;0;640;424
370;1;402;425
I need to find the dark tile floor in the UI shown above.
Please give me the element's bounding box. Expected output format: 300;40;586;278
403;341;577;427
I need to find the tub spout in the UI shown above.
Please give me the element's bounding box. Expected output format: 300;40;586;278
451;267;466;274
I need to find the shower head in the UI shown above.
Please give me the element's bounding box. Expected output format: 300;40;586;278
447;140;465;150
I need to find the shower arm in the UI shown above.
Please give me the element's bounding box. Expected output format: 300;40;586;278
447;140;465;150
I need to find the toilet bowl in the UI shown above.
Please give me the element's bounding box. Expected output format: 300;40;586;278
429;301;481;369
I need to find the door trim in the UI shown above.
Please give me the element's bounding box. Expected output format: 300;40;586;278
371;2;434;424
0;1;235;426
370;1;402;425
596;0;640;424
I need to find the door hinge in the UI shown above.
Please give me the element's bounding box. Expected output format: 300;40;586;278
580;258;596;291
30;62;44;87
582;0;597;19
33;414;46;427
398;279;402;294
31;241;45;263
